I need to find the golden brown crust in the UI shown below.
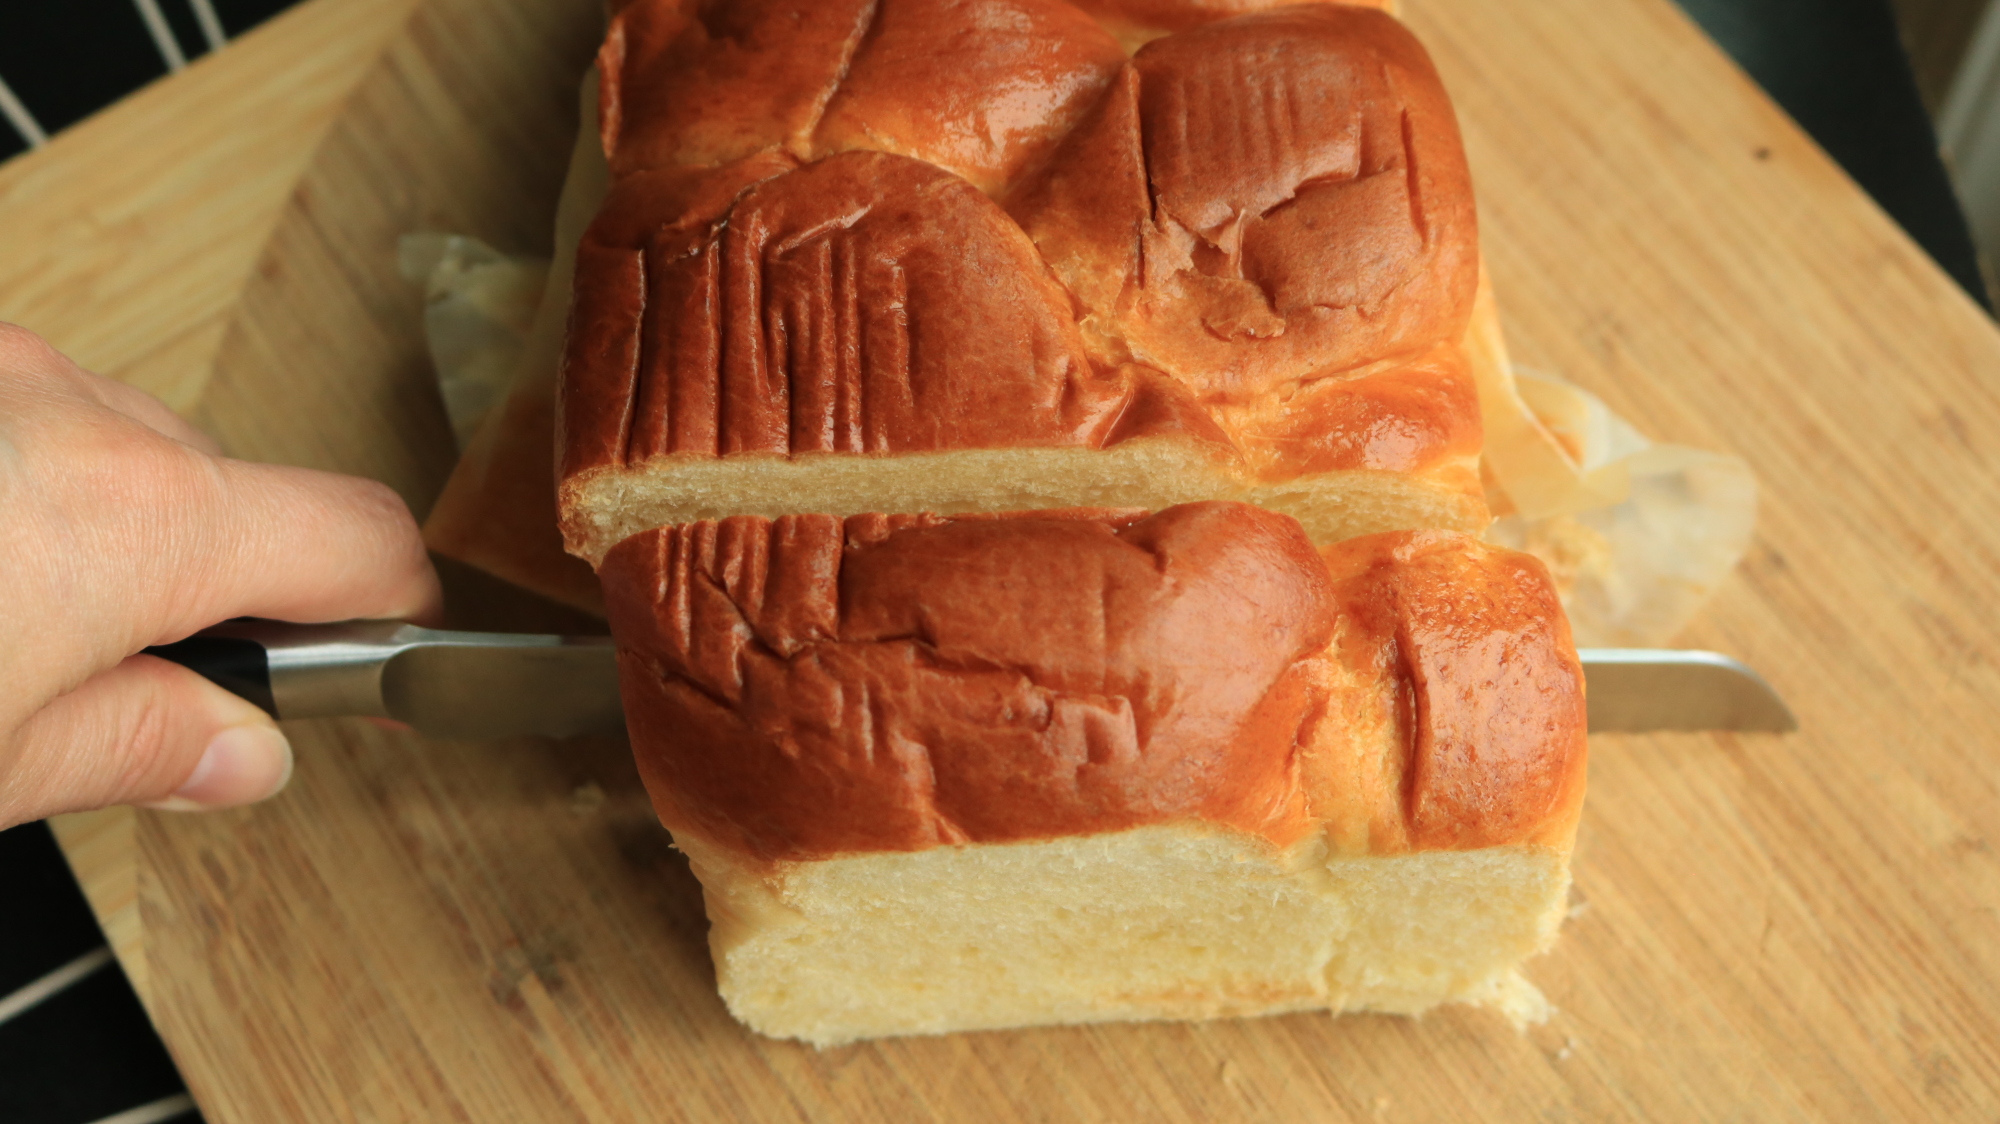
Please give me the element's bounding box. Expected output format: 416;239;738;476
600;0;1124;193
601;503;1585;862
1321;530;1589;851
598;0;872;177
560;1;1483;544
813;0;1127;194
1223;342;1482;480
1011;6;1478;399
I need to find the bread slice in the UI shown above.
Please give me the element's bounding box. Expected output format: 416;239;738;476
598;502;1587;1045
557;2;1487;566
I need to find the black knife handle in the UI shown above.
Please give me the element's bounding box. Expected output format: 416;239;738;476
142;634;277;718
132;620;609;729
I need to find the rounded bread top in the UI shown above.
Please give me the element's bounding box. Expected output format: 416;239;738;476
599;0;1126;194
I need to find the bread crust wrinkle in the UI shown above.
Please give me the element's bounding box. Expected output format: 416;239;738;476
562;150;1185;473
1011;5;1478;399
600;0;1126;193
600;502;1586;864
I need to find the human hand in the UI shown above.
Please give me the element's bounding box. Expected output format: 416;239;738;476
0;324;440;828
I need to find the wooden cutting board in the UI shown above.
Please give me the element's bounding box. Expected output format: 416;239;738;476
13;0;2000;1118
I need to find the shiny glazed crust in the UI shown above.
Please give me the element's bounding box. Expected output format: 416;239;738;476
558;1;1483;555
599;502;1587;864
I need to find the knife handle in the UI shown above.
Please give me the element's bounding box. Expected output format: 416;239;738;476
143;632;277;717
142;620;422;723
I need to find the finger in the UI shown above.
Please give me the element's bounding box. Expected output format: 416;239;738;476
196;457;445;627
0;655;292;828
4;387;442;696
53;451;446;652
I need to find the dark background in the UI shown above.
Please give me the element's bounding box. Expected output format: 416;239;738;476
0;0;300;150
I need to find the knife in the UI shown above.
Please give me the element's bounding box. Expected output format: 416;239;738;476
142;621;1797;738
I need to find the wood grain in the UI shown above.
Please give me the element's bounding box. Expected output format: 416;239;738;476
43;807;142;997
18;0;2000;1118
0;0;418;415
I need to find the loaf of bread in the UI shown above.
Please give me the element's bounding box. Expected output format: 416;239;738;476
506;0;1596;1046
556;0;1486;565
599;501;1586;1045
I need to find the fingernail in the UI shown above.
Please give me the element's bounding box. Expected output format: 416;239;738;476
143;725;295;812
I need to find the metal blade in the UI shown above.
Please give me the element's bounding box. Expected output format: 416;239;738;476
375;642;1790;738
381;638;625;740
200;620;627;740
1578;648;1796;733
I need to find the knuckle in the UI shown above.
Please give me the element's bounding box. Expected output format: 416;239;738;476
0;324;82;395
60;415;210;510
0;321;59;366
32;425;227;632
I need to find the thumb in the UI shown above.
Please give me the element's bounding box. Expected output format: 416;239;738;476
1;655;293;824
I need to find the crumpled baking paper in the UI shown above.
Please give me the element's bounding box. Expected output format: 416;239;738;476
1469;302;1757;648
399;233;549;450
